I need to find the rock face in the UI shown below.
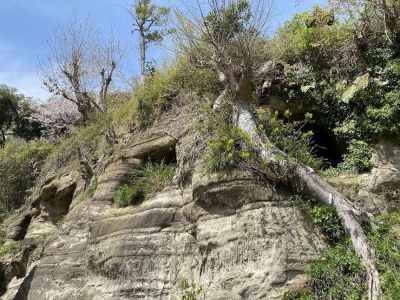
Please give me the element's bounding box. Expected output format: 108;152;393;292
31;173;78;222
18;183;324;299
368;141;400;206
0;240;36;298
1;131;326;300
326;141;400;214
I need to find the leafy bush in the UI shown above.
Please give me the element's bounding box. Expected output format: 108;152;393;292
308;240;367;299
0;140;53;212
267;4;400;166
338;140;372;173
282;289;312;300
197;99;254;172
203;106;321;173
295;210;400;300
271;6;353;72
369;211;400;298
206;124;253;172
310;205;345;243
259;109;323;170
115;160;176;208
115;184;144;208
331;57;400;143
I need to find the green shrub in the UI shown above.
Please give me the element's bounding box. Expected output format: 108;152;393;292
369;211;400;298
115;184;144;208
331;58;400;143
0;140;53;212
308;240;367;299
202;106;321;173
115;160;176;208
271;6;353;70
205;124;253;172
259;109;323;170
300;211;400;299
268;6;400;163
338;140;372;173
282;289;312;300
310;205;345;243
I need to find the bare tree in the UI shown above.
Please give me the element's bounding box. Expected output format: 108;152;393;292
177;1;382;299
130;0;171;77
42;20;121;121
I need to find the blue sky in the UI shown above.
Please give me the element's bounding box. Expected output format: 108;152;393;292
0;0;326;100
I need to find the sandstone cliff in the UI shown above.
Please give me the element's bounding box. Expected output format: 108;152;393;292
0;108;329;300
1;103;399;300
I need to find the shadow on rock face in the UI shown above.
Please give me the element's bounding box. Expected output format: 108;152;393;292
13;266;37;300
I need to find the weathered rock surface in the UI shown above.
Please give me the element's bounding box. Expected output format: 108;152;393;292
368;141;400;205
327;141;400;214
31;173;78;222
2;181;325;299
5;213;34;241
0;240;36;297
1;130;327;299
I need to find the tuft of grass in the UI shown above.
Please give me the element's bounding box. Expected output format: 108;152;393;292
115;184;144;208
125;57;220;130
115;160;176;208
0;241;21;258
320;167;341;177
179;278;203;300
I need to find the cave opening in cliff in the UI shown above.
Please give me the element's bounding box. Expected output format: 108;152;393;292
305;123;346;168
147;145;177;165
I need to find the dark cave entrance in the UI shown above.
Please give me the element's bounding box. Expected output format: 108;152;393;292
145;144;177;165
305;123;346;168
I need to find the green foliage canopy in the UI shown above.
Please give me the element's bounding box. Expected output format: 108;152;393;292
0;85;43;146
0;140;53;212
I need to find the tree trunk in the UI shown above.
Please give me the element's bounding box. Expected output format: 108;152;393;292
139;32;146;77
233;100;381;300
